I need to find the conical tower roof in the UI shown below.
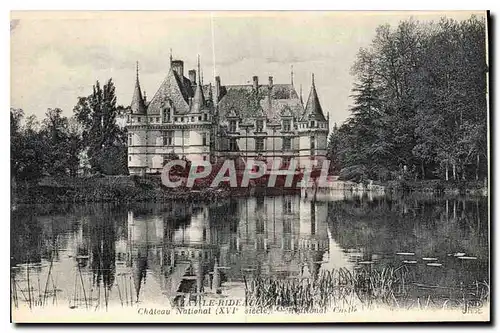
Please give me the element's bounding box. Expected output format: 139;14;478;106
191;84;205;113
190;55;206;113
302;74;326;122
131;62;146;114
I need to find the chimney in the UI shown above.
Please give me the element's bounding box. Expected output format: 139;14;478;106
171;60;184;78
253;76;259;91
188;70;196;84
215;76;221;103
268;76;273;88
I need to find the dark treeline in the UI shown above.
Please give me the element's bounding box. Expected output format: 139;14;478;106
11;79;128;182
328;16;488;183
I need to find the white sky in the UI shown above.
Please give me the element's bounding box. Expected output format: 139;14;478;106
10;11;485;126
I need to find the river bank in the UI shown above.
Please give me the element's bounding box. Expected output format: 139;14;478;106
382;179;488;196
11;175;300;204
11;175;487;204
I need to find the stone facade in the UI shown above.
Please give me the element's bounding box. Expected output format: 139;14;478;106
126;57;330;175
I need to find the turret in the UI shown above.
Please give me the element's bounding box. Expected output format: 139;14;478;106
303;74;326;122
191;55;205;113
130;61;146;114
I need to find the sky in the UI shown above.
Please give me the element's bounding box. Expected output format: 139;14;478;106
10;11;485;127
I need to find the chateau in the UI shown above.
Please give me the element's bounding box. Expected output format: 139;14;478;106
126;56;330;175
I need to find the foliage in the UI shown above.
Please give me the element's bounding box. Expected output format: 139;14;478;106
328;16;487;182
10;108;81;180
11;78;128;183
73;79;128;175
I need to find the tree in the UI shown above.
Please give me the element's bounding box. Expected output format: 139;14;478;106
73;79;128;175
330;15;487;183
10;109;46;181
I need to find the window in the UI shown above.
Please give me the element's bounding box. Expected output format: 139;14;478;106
128;133;133;146
256;119;264;132
255;138;264;152
256;217;264;234
229;120;237;132
282;119;291;132
256;196;265;210
283;218;292;234
202;133;207;146
164;110;171;123
310;136;315;155
127;115;130;122
311;201;316;235
310;120;316;128
198;116;202;121
204;113;208;121
156;117;160;122
149;117;153;122
191;117;195;122
138;117;141;122
175;117;179;122
163;110;172;123
229;138;238;151
282;137;291;151
129;155;131;162
163;131;173;146
283;197;292;214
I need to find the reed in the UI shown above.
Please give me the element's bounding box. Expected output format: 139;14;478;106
244;266;490;312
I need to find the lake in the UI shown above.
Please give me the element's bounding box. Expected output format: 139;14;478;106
10;193;489;312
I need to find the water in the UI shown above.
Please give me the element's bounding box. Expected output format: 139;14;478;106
10;194;489;310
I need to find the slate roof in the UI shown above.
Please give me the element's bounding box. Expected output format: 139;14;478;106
131;77;146;114
145;69;195;115
301;77;327;122
217;83;303;122
131;65;326;123
190;83;206;114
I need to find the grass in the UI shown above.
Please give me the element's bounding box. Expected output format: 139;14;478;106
244;266;490;313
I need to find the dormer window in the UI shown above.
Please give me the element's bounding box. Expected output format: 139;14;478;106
256;119;264;132
229;120;238;132
163;109;171;123
283;119;291;132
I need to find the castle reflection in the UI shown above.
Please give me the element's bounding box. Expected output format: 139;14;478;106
10;195;489;310
122;196;332;304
